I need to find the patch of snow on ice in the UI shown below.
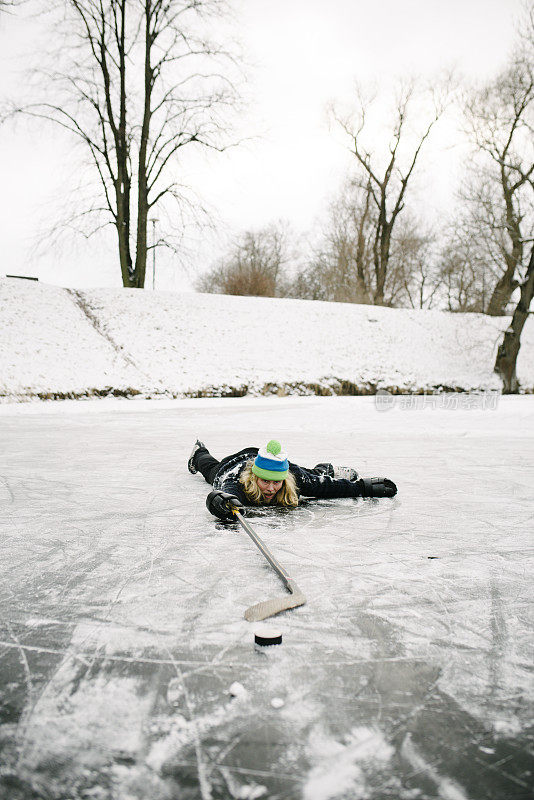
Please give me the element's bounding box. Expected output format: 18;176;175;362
145;702;235;773
401;733;469;800
302;724;393;800
493;717;523;737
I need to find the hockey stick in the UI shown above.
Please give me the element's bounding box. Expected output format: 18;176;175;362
231;508;306;621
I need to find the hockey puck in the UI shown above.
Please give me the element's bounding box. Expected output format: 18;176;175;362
254;625;282;647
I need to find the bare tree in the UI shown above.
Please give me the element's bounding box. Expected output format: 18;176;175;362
289;182;375;304
436;219;490;312
286;183;441;309
463;54;534;314
197;223;290;297
334;80;446;305
494;241;534;391
439;248;485;313
389;217;442;309
463;4;534;389
8;0;240;288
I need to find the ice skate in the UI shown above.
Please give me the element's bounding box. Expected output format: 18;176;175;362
332;465;359;481
313;463;359;481
313;462;335;477
188;440;206;474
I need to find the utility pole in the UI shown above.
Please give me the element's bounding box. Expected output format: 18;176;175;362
150;218;158;290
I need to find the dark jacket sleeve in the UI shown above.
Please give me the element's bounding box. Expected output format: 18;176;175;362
210;449;257;506
217;478;250;505
292;466;365;499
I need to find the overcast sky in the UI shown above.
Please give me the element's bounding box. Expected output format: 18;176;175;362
0;0;526;291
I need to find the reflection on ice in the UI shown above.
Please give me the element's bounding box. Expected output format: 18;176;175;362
0;396;532;799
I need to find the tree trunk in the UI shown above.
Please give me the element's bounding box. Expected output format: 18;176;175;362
115;0;134;288
486;268;520;316
374;218;391;305
494;244;534;392
133;0;153;289
116;189;134;287
135;153;149;288
372;203;384;304
487;164;523;315
355;183;371;302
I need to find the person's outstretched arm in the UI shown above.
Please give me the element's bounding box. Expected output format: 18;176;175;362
295;468;397;500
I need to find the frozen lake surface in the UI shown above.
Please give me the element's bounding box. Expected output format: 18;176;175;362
0;395;532;799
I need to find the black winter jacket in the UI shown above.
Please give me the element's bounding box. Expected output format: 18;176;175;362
211;448;364;505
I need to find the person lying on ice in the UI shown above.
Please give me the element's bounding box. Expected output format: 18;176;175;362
188;439;397;521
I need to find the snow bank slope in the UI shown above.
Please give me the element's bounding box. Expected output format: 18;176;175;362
0;282;143;398
1;278;532;399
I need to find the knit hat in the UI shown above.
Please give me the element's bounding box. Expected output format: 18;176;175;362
252;439;289;481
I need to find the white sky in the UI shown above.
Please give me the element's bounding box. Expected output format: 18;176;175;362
0;0;525;290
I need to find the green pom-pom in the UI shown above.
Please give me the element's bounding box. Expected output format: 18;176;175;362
266;439;282;456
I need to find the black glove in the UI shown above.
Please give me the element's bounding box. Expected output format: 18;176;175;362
361;477;397;498
206;490;244;521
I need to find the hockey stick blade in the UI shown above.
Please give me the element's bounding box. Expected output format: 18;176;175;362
244;581;307;622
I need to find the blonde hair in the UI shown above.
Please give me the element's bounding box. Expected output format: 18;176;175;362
240;461;299;507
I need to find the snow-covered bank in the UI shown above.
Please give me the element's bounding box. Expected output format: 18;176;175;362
1;278;533;401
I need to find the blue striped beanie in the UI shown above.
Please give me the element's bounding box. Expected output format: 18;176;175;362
252;439;289;481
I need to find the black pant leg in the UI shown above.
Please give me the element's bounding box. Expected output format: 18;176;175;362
195;450;221;485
